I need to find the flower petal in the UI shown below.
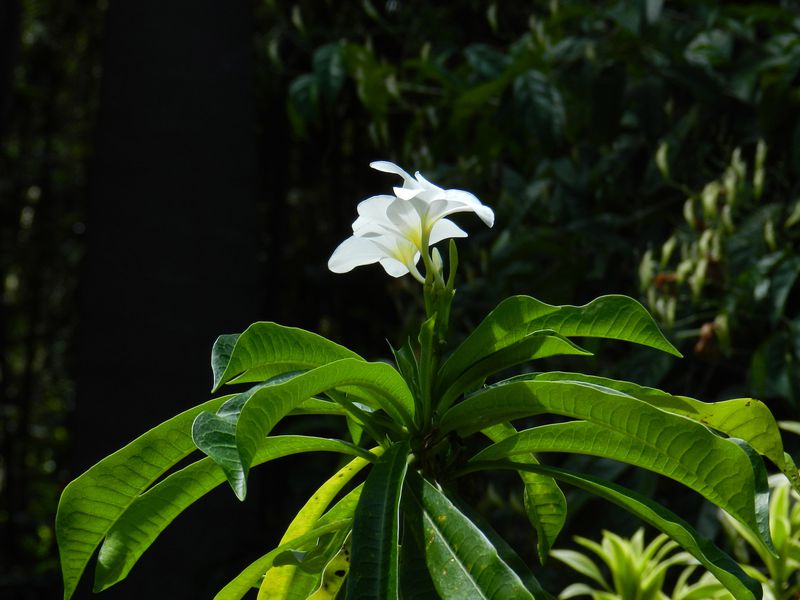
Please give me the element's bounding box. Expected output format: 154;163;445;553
414;171;444;193
393;186;421;200
352;195;394;233
370;161;415;186
444;189;495;227
378;257;410;277
386;198;423;245
356;195;394;219
328;236;387;273
429;218;468;245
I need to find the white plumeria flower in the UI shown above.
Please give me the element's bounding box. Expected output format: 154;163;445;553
369;160;494;232
328;161;494;281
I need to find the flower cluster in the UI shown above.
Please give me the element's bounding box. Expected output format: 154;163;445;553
328;161;494;283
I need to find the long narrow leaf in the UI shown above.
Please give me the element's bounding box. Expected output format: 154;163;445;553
529;371;788;471
464;461;762;600
440;294;680;389
447;492;554;599
193;359;414;500
399;521;439;600
482;422;566;564
211;322;363;391
437;331;591;411
473;419;772;552
55;395;232;600
214;520;354;600
259;450;379;599
403;471;536;599
443;379;773;551
346;441;410;600
215;485;364;600
93;436;372;591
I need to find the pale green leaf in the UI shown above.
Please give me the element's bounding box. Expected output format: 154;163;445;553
214;520;354;600
550;549;609;589
260;450;377;600
215;486;364;600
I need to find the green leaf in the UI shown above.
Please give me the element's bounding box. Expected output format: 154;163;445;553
550;549;609;589
403;471;536;599
439;295;680;391
390;339;419;402
447;380;772;551
418;315;437;426
211;334;240;387
528;371;789;472
474;419;773;552
193;359;414;500
93;436;371;592
55;395;231;600
481;422;566;564
214;520;354;600
437;330;592;411
211;322;363;391
260;451;377;599
445;493;554;599
467;461;762;600
513;70;565;147
215;485;363;600
399;521;439;600
346;441;410;600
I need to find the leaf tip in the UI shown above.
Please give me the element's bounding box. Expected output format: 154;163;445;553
232;475;248;502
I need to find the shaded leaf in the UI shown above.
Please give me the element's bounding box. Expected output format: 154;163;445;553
403;471;536;599
482;422;566;564
346;441;410;600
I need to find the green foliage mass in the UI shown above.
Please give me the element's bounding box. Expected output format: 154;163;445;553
55;270;792;597
6;0;800;594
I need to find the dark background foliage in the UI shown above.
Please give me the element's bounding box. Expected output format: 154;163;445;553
2;0;800;597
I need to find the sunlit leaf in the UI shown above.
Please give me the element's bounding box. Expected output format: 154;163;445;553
55;395;231;600
193;359;414;500
447;379;773;550
260;451;378;599
211;322;362;391
94;436;373;592
440;295;680;392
